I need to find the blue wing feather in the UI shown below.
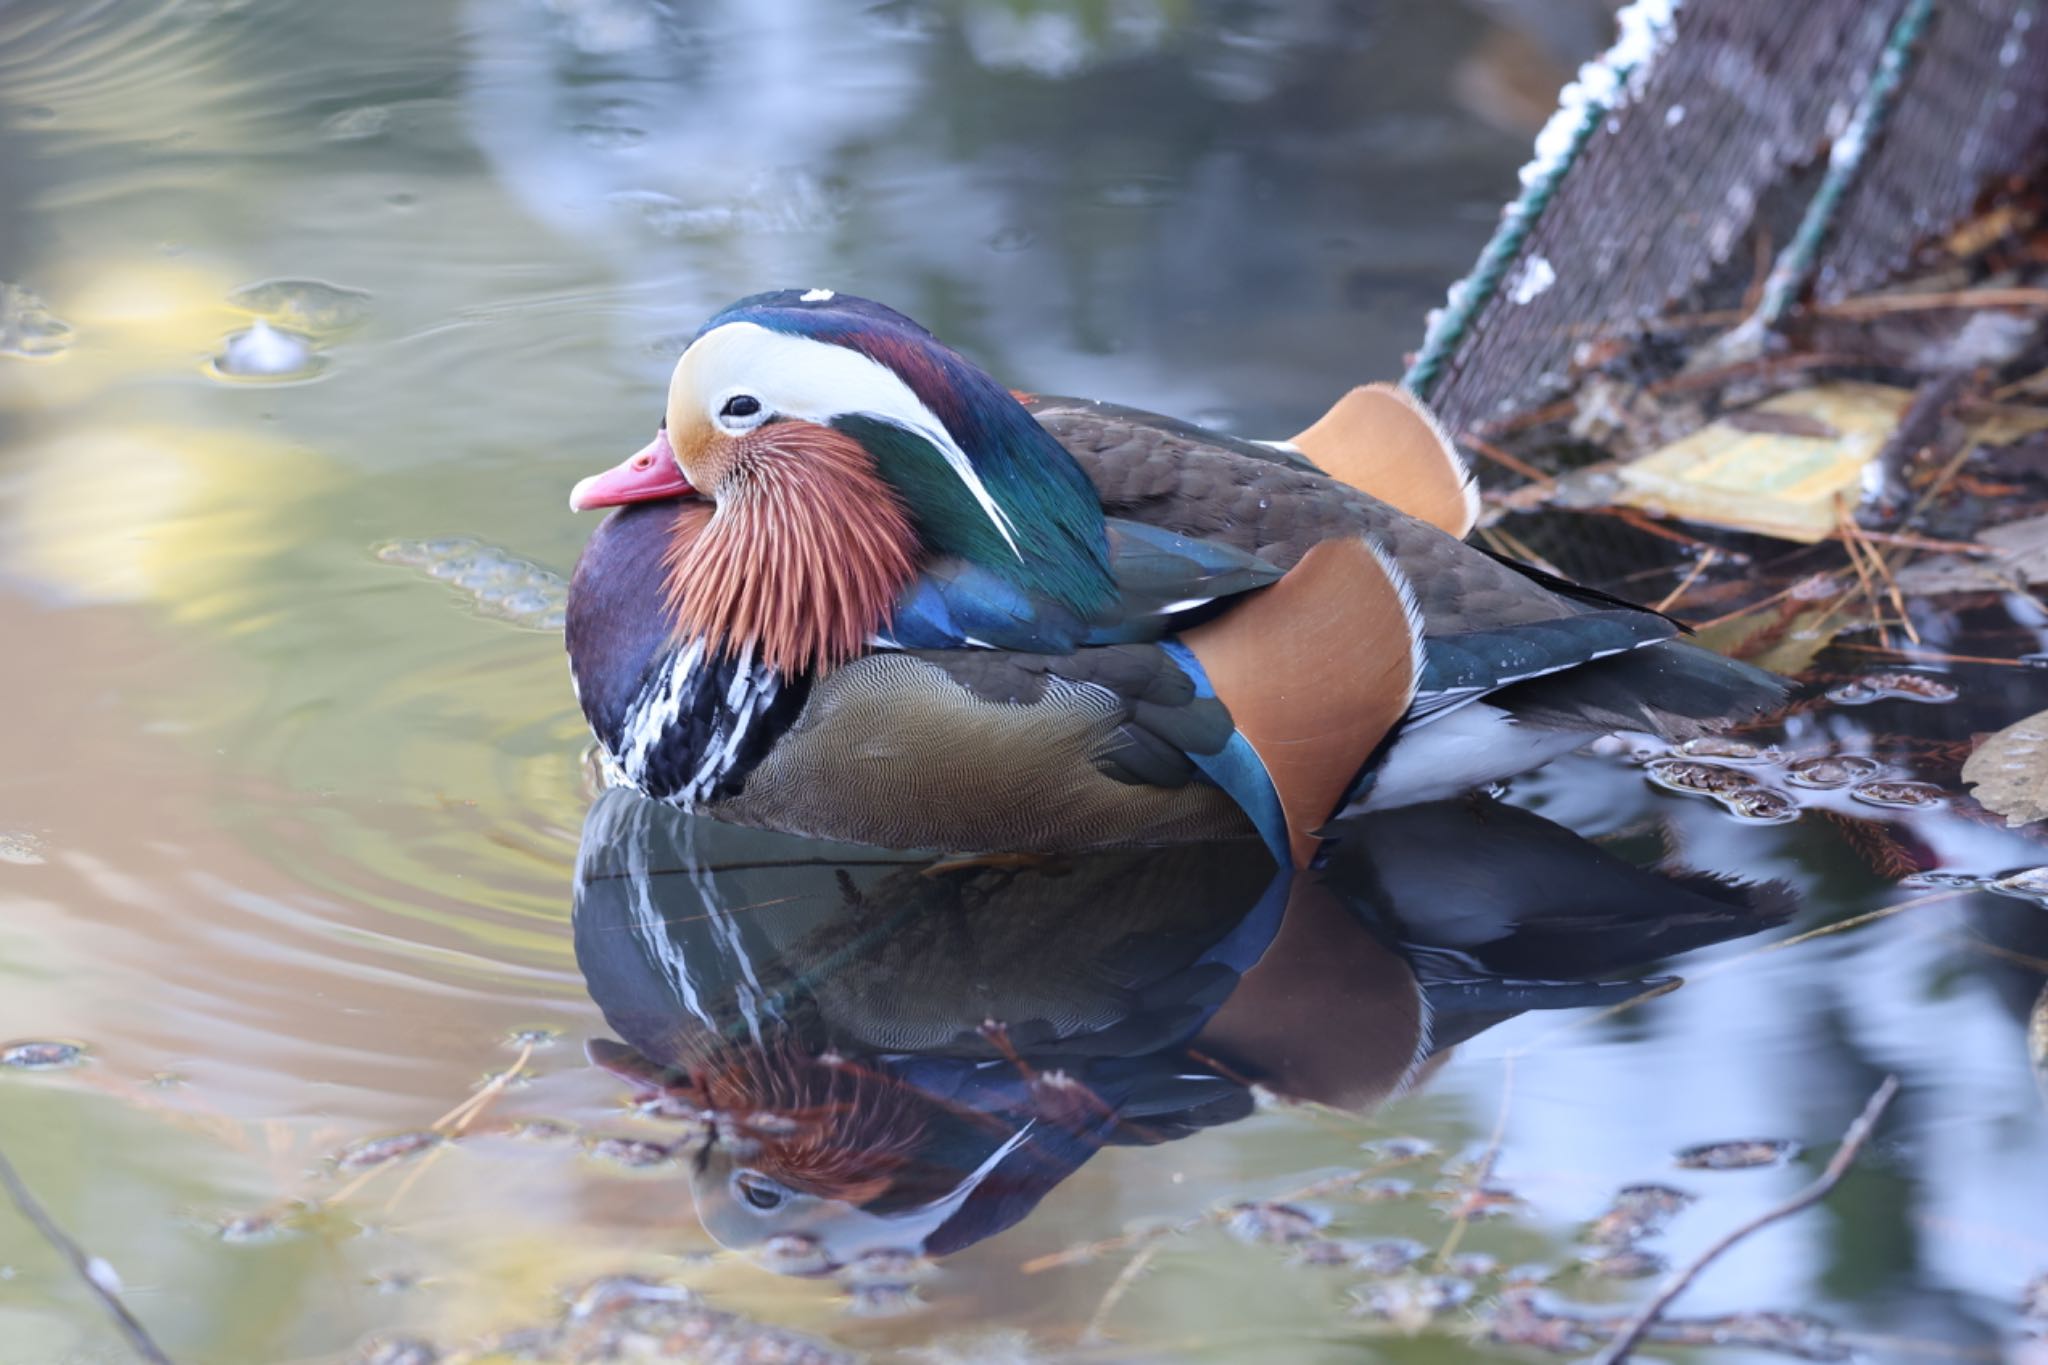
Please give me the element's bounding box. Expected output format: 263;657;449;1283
880;519;1283;653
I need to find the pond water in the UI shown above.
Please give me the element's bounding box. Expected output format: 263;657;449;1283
2;1;2046;1363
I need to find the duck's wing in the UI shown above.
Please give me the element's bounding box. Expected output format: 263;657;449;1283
1034;395;1780;735
881;519;1283;653
724;640;1281;858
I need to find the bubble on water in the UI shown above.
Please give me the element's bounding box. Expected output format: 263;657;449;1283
321;105;391;141
0;282;74;359
1827;671;1959;706
212;318;317;379
374;537;570;632
1850;779;1945;810
2;1040;85;1070
0;831;45;865
229;278;372;334
1784;753;1883;789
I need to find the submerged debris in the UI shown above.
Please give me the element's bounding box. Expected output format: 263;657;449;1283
228;278;373;334
843;1280;924;1318
1351;1274;1476;1326
0;281;73;359
1225;1201;1325;1245
332;1131;442;1172
540;1273;852;1364
1583;1246;1666;1278
1825;672;1960;706
1990;868;2048;902
2024;1271;2048;1329
216;1208;300;1244
583;1136;674;1168
1356;1177;1416;1202
1848;779;1945;810
1643;759;1799;823
1674;736;1771;762
1350;1237;1429;1276
1964;707;2048;827
1783;754;1883;789
1676;1138;1802;1170
755;1234;834;1278
376;537;570;632
355;1338;439;1365
1485;1290;1849;1359
1587;1183;1695;1245
1613;384;1914;543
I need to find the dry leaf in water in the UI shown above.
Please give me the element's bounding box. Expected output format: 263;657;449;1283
1963;708;2048;827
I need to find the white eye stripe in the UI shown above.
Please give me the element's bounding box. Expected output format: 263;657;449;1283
676;322;1022;559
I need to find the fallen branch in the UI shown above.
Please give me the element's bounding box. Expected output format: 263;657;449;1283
1590;1074;1901;1364
0;1142;175;1364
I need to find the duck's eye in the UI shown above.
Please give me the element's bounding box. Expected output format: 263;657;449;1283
734;1171;787;1212
717;393;766;432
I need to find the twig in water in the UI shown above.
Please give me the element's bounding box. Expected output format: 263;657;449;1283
1081;1239;1164;1343
0;1142;175;1364
324;1039;537;1211
1590;1074;1901;1364
1432;1054;1515;1270
1654;548;1719;614
1458;433;1555;486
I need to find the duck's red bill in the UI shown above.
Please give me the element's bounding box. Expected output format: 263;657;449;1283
569;430;696;510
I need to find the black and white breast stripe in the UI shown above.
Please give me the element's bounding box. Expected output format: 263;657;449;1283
607;641;808;807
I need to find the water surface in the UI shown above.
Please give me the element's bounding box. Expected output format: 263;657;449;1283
3;2;2046;1362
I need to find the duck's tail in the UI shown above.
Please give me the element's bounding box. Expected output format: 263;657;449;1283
1487;637;1790;740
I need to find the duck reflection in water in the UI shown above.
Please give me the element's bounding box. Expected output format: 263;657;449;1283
571;791;1793;1273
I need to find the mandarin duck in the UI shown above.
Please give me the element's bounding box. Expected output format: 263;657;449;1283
573;788;1789;1265
566;289;1784;866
